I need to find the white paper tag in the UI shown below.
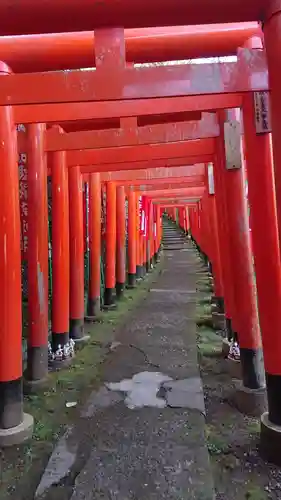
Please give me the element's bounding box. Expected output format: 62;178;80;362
224;120;242;170
254;91;272;134
207;163;215;195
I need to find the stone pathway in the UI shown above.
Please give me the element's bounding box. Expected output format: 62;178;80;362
36;220;215;500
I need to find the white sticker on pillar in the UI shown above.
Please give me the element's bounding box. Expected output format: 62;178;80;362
254;91;272;134
207;163;215;195
224;120;242;170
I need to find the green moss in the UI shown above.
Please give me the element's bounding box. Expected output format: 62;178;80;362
244;485;268;500
205;424;229;455
0;264;162;500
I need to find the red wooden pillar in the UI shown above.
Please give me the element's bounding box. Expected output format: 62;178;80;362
261;4;281;460
185;207;190;233
86;173;101;319
145;199;151;272
136;194;142;279
69;166;85;341
50;129;71;363
155;205;161;261
243;90;281;459
206;163;224;302
195;202;201;249
219;111;264;389
104;181;116;308
213;130;237;322
189;206;195;241
26;123;49;385
148;200;154;268
200;194;210;265
116;185;126;298
0;71;33;444
128;190;137;288
142;196;148;274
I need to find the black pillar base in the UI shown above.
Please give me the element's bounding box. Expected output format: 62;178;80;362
141;265;147;278
70;318;86;342
116;282;125;299
145;261;150;273
103;288;116;310
225;317;233;342
0;400;33;447
240;347;265;390
127;273;136;289
85;297;101;322
148;258;154;272
265;373;281;426
51;332;70;352
260;412;281;465
136;265;143;280
212;296;225;314
231;381;267;417
0;377;23;429
25;345;48;386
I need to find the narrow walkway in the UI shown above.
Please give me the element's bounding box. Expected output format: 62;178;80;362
38;221;215;500
72;220;214;499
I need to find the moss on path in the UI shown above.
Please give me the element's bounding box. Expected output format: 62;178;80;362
0;267;162;500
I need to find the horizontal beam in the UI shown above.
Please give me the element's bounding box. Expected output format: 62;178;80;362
153;197;201;203
14;94;242;124
133;179;205;191
155;203;196;207
0;24;261;72
152;200;199;208
143;187;205;197
79;155;212;174
68;138;215;167
0;1;265;35
0;50;267;106
115;175;205;186
101;164;205;182
18;114;218;152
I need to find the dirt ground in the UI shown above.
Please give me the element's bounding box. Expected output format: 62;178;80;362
0;270;162;500
196;280;281;500
1;242;281;500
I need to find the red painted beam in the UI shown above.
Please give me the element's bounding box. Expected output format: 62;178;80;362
14;94;242;124
155;203;197;208
68;139;215;167
153;197;202;203
99;164;205;182
0;24;261;72
80;156;213;174
132;180;205;192
151;196;202;203
61;112;203;133
0;50;267;106
0;1;266;35
115;175;205;186
18;114;218;153
144;187;205;197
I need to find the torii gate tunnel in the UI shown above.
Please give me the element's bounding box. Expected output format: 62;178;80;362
0;8;281;466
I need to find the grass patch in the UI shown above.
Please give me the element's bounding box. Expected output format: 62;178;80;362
196;300;214;329
197;326;222;357
244;485;268;500
0;265;162;500
205;424;229;456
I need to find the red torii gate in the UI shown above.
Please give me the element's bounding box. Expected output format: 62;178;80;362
0;17;281;462
0;23;261;72
0;0;267;34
